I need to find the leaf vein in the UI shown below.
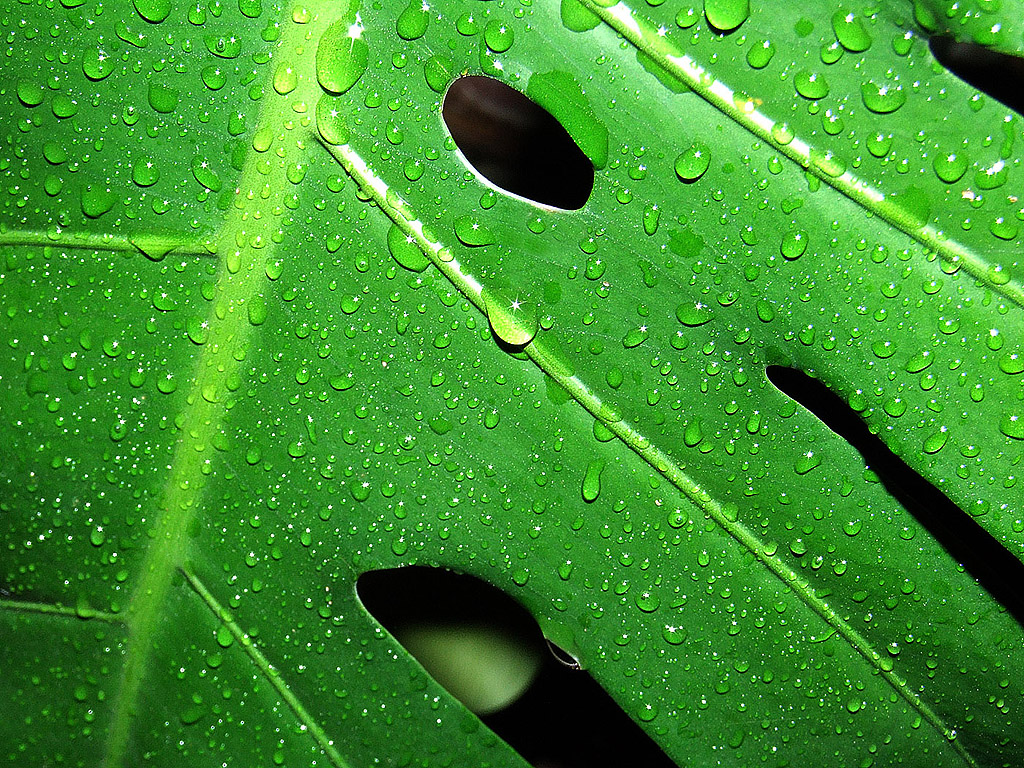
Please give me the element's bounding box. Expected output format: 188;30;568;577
321;136;977;768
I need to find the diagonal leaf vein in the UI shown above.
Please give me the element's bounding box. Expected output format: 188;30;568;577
320;135;977;768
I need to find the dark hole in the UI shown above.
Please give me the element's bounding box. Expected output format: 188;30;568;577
357;566;676;768
766;366;1024;623
929;36;1024;115
442;76;595;210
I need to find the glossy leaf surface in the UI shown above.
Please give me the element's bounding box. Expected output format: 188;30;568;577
1;0;1023;766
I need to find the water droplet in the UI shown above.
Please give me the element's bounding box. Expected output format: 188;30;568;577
794;69;829;100
674;141;710;182
239;0;262;19
642;204;660;235
16;79;44;106
831;10;872;52
676;301;713;327
387;225;430;272
794;450;821;474
248;296;267;326
771;122;794;145
923;428;948;454
273;62;297;94
454;214;495;246
482;286;538;347
186;317;209;345
43;141;67;164
746;39;775;69
662;624;687;645
148;81;179;114
861;80;906;113
932;150;968;183
975;160;1008;190
52;95;79;118
780;229;808;259
622;325;649;348
82;49;114;81
132;159;160;187
635;589;660;613
990;217;1019;241
999;413;1024;440
904;350;933;373
317;17;369;95
424;55;454;93
133;0;170;23
484;18;514;52
82;186;116;218
191;157;222;191
397;0;429;40
683;419;703;447
582;459;604;502
316;95;349;145
704;0;749;32
999;353;1024;375
756;300;775;323
205;34;241;59
871;340;896;359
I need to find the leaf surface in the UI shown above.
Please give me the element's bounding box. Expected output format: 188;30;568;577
1;0;1023;767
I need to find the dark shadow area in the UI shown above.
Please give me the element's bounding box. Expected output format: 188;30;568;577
357;566;677;768
442;76;594;210
929;37;1024;115
766;366;1024;623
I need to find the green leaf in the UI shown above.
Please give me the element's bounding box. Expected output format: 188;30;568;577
2;0;1023;766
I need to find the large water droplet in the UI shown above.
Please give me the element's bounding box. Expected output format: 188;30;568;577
396;0;429;40
132;159;160;187
581;459;604;502
794;70;829;99
794;450;821;474
133;0;170;23
676;301;713;326
454;214;495;246
932;149;968;183
483;286;538;347
148;81;179;113
704;0;749;32
674;142;710;182
484;17;514;52
82;49;114;81
861;80;906;113
999;413;1024;440
387;224;430;272
831;10;872;52
82;186;116;218
746;39;775;69
780;230;808;259
317;17;369;95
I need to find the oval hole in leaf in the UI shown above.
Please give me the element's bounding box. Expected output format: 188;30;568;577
929;37;1024;115
766;366;1024;622
442;76;595;210
357;566;677;768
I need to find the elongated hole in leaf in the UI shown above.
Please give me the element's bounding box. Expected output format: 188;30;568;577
357;566;676;768
929;37;1024;115
442;76;595;210
766;366;1024;623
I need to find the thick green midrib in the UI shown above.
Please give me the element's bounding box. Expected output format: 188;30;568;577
321;136;976;766
181;567;353;768
102;9;329;767
577;0;1024;311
